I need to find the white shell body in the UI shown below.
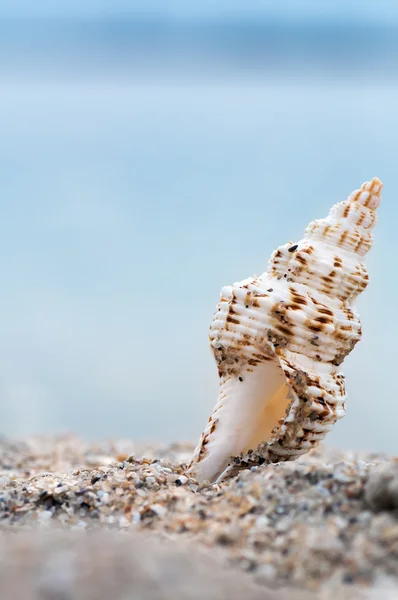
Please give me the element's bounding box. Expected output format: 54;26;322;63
188;178;382;483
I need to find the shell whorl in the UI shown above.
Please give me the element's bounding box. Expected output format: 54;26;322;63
188;178;382;483
268;178;381;302
307;178;381;256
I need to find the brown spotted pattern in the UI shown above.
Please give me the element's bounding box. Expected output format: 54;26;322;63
188;178;382;482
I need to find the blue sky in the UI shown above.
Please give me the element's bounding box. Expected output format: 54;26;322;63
0;0;397;22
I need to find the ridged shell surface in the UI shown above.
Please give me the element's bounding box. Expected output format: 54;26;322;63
188;178;382;483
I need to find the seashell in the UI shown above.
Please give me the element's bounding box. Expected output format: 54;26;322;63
187;178;382;483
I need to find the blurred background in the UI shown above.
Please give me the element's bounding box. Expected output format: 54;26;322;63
0;1;396;453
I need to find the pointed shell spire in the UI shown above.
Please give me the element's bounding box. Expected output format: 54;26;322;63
187;178;382;483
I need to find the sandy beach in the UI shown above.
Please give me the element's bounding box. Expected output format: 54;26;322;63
0;435;397;599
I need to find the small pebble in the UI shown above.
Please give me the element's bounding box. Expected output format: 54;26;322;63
145;476;157;487
175;475;188;486
151;504;168;518
365;463;398;511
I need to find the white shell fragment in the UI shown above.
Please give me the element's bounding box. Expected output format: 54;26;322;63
187;178;382;483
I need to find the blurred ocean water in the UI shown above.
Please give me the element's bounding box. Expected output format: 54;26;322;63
1;18;398;77
0;17;397;453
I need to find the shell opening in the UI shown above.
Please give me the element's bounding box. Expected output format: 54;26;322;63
242;362;291;452
192;358;291;483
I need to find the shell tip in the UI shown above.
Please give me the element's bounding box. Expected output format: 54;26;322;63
362;176;383;194
348;177;383;210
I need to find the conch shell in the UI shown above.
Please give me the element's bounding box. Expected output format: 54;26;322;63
188;178;382;483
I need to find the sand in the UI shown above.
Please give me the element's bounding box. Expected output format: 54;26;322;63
1;435;398;599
